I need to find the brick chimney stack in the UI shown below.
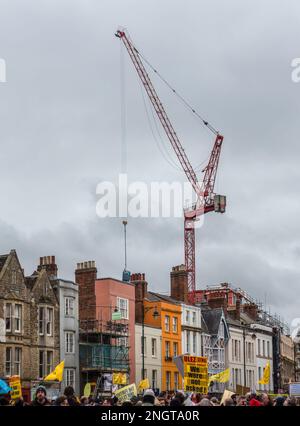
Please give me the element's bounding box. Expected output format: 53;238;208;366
75;261;97;321
243;303;258;321
170;264;188;304
37;256;58;278
131;273;147;324
207;294;228;315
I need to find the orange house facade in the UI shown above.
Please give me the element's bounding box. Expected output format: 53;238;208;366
144;292;182;392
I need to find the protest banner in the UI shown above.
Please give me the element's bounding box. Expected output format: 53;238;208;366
220;389;235;405
114;383;137;403
8;376;22;400
183;355;209;394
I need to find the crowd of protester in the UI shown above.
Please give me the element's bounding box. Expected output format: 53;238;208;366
0;386;299;406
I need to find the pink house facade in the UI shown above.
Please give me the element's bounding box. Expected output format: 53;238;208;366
76;262;135;389
95;278;136;384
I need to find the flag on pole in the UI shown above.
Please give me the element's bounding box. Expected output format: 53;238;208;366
0;379;11;395
258;361;270;385
113;373;127;385
209;368;230;384
44;360;65;382
138;378;150;390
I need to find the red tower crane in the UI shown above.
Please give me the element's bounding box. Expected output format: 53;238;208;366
116;29;226;303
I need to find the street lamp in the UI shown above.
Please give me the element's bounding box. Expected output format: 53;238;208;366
141;303;159;381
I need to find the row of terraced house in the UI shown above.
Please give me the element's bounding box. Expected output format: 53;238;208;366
0;250;297;401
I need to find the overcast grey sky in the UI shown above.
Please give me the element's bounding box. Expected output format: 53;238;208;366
0;0;299;326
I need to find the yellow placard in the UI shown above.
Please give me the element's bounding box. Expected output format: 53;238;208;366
183;355;208;393
8;376;22;400
114;383;137;403
83;383;91;397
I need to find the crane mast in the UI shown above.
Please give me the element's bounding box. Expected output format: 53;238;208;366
116;29;226;303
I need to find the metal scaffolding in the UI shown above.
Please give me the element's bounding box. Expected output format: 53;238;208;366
79;305;130;395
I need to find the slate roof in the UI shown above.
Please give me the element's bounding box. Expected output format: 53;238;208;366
201;307;223;335
146;291;181;305
25;272;39;290
0;254;9;273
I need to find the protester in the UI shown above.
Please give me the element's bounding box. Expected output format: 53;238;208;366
224;398;234;406
284;396;297;406
191;393;202;405
55;396;69;406
30;385;51;406
199;398;213;406
80;396;89;406
210;396;220;406
273;396;286;406
63;386;80;406
142;389;155;406
261;393;273;406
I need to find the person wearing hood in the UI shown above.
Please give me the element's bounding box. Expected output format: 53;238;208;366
142;389;155;406
30;385;51;406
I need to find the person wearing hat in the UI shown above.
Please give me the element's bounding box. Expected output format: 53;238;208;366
30;385;51;406
142;389;155;406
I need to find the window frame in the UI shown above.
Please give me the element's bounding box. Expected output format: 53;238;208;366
46;307;53;336
14;347;22;376
65;297;75;317
5;347;12;377
65;368;75;388
172;317;178;333
65;331;75;354
117;297;129;320
151;338;157;358
164;315;170;332
5;303;12;332
39;307;45;336
46;351;53;375
14;304;22;333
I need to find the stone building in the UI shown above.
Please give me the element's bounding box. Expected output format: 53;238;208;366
0;250;61;401
0;250;32;400
279;334;295;391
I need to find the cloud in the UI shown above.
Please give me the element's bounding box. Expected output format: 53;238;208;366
0;0;299;327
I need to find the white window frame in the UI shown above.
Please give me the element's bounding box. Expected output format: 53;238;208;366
14;304;22;333
166;371;171;390
192;332;196;353
5;347;12;376
46;351;53;375
186;330;190;353
152;369;157;389
65;297;75;317
165;315;170;332
46;307;53;336
117;297;129;320
165;341;170;357
14;347;22;376
172;317;178;333
65;331;75;354
173;341;178;357
65;368;76;388
5;303;12;332
39;307;45;336
151;338;157;358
